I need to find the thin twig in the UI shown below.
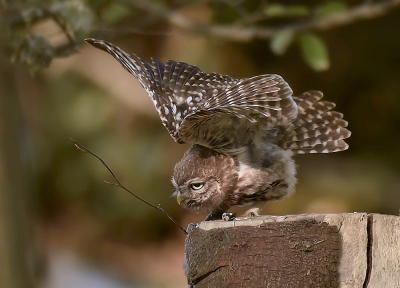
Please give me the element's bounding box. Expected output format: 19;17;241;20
127;0;400;42
70;138;187;234
43;9;76;45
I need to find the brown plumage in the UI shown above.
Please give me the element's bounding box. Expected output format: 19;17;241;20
86;38;351;220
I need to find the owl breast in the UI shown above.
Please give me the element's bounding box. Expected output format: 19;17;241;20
231;136;297;207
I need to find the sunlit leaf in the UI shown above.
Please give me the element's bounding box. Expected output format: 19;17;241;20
316;1;348;17
270;29;295;56
299;33;330;71
264;3;309;17
12;34;54;74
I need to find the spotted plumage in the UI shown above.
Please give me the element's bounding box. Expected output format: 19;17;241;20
86;38;351;220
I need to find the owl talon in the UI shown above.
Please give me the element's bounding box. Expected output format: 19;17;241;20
204;210;224;221
222;212;236;221
242;209;260;218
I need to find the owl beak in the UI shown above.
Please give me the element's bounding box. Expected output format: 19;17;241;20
177;194;184;205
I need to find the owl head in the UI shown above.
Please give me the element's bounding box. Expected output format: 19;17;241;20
172;145;238;213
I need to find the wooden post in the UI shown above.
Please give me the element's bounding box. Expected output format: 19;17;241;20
185;213;400;288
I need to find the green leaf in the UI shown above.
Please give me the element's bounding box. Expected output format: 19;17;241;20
264;4;309;17
299;33;330;71
270;29;295;56
12;34;54;74
316;1;348;17
102;3;131;25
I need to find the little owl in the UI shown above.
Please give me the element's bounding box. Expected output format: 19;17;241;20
86;39;351;221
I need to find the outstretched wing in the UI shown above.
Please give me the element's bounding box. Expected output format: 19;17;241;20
178;74;297;152
86;38;239;142
86;39;298;152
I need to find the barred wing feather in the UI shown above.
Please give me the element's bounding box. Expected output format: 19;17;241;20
86;39;299;152
85;38;239;142
179;74;298;151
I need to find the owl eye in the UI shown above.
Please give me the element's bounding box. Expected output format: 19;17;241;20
190;183;204;190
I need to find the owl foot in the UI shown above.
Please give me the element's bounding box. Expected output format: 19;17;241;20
242;201;266;218
222;212;236;221
242;209;260;218
204;210;224;221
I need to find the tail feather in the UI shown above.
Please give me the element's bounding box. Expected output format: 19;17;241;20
304;101;336;116
290;91;350;154
294;91;323;113
294;119;348;134
294;110;343;126
295;140;349;154
291;128;351;148
294;126;350;141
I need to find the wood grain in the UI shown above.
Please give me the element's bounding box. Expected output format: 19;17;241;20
185;213;375;287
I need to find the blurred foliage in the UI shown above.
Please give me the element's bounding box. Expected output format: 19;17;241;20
3;0;96;72
3;0;387;73
12;34;54;74
315;1;348;17
101;2;131;25
1;1;400;286
264;3;310;17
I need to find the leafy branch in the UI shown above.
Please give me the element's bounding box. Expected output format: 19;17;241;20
127;0;400;42
126;0;400;71
2;0;400;72
71;139;187;235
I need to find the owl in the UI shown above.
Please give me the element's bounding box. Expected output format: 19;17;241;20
86;38;351;220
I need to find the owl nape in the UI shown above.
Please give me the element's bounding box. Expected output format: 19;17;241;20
86;38;351;221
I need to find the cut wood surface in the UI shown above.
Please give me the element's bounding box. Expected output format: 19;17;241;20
185;213;399;288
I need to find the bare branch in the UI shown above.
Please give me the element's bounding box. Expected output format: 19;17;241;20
42;8;75;45
127;0;400;42
71;138;187;234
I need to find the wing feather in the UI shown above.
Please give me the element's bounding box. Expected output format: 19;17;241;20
86;38;298;152
179;74;297;151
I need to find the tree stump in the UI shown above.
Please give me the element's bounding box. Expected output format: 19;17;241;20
185;213;400;288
